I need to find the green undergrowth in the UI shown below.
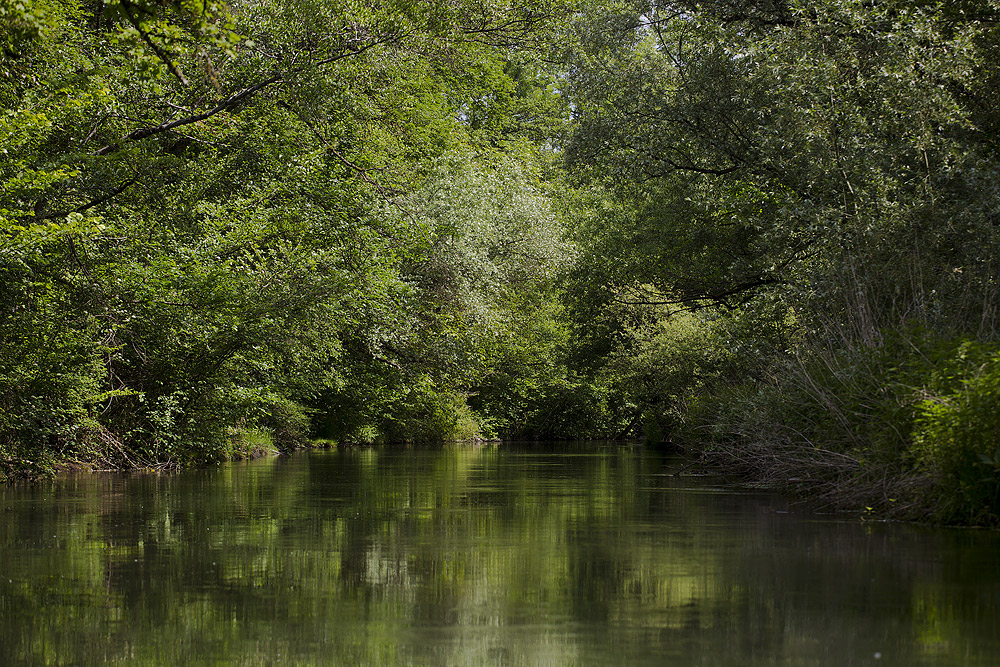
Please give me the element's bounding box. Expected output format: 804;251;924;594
680;329;1000;525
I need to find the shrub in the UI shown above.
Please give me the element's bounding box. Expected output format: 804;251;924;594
914;344;1000;524
262;397;311;451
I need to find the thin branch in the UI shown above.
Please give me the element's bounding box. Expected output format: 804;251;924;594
95;35;400;156
120;0;189;87
37;177;140;220
279;100;430;234
95;76;280;155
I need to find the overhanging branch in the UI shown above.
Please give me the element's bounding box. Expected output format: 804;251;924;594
94;35;402;156
37;177;140;220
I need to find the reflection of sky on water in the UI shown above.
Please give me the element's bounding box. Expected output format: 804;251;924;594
1;444;998;665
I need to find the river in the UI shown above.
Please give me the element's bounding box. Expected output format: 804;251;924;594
1;443;998;665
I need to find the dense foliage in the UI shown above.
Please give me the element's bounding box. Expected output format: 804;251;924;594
5;0;1000;523
562;0;1000;524
0;0;579;474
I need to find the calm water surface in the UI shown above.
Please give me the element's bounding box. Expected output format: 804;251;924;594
1;444;999;665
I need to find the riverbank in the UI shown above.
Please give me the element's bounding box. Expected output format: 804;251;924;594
685;439;931;523
669;333;1000;527
4;394;995;530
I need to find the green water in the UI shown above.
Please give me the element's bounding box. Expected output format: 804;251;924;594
1;444;998;665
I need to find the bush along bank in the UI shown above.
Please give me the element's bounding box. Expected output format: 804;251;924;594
672;329;1000;526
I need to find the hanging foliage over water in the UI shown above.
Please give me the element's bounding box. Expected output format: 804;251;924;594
6;0;1000;523
0;0;577;473
561;0;1000;523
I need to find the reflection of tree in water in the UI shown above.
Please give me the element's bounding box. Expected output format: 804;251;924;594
2;446;1000;664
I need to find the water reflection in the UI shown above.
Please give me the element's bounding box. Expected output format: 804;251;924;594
1;444;998;665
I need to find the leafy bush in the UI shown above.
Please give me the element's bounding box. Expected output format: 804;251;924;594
384;383;482;443
262;397;312;451
678;324;1000;522
914;343;1000;524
